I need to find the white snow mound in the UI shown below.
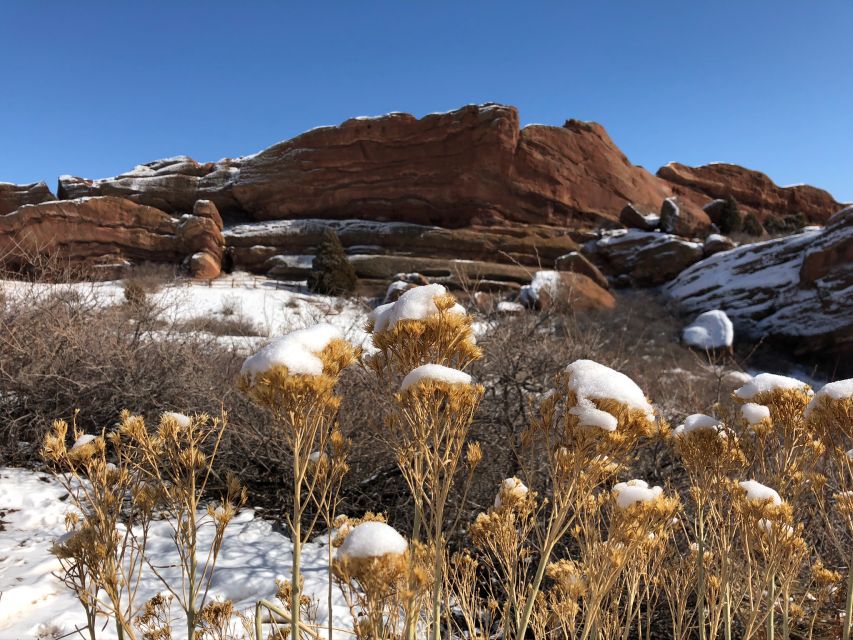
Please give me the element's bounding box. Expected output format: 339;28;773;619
162;411;191;427
612;479;663;510
682;310;734;349
569;399;618;432
739;480;782;506
70;434;97;450
337;521;408;559
564;360;654;420
400;364;472;391
804;379;853;418
673;414;722;437
241;324;344;379
734;373;812;400
741;403;770;425
370;283;465;333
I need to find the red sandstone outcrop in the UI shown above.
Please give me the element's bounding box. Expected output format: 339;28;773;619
57;104;709;232
0;196;224;278
658;162;845;225
0;181;56;216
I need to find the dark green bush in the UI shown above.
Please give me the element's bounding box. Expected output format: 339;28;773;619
307;228;358;295
765;212;807;235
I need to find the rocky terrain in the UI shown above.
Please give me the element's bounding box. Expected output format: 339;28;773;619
1;103;850;367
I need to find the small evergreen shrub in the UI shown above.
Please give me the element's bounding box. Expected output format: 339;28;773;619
307;228;358;295
765;212;808;235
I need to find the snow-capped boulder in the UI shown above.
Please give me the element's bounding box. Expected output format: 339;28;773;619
682;310;734;350
619;204;660;232
595;229;704;286
703;234;736;257
554;251;610;289
666;207;852;366
519;271;615;311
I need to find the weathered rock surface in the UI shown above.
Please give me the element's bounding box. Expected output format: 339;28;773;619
594;230;704;286
619;204;659;231
58;157;242;214
0;182;56;216
519;271;616;311
56;105;702;231
554;251;610;289
222;218;577;274
659;162;846;225
703;234;737;257
0;196;223;277
666;207;853;367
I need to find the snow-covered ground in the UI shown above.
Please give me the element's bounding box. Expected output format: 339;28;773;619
1;272;371;356
0;468;353;640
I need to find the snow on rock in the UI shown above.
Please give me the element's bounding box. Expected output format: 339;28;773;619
518;271;562;307
673;414;722;437
564;359;654;421
805;379;853;418
241;324;344;379
400;364;472;391
337;521;408;560
682;310;734;349
734;373;812;400
738;480;782;506
612;479;663;510
497;300;525;314
369;283;464;333
741;403;771;425
665;211;853;359
569;399;618;432
494;477;529;508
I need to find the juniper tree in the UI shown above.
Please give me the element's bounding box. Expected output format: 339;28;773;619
307;228;358;295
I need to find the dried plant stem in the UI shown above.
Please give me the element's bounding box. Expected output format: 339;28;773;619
844;551;853;640
292;454;304;640
767;572;776;640
696;507;707;640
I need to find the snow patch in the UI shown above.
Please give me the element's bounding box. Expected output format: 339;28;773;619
682;310;734;349
337;521;407;559
734;373;812;400
241;324;344;379
612;479;663;510
400;364;472;391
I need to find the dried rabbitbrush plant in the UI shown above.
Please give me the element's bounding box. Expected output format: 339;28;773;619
238;323;357;640
364;284;484;640
43;415;156;640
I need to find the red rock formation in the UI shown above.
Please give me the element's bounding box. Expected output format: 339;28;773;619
0;197;223;278
0;181;56;216
658;162;845;225
57;104;709;232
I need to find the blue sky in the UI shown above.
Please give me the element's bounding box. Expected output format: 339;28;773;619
1;1;851;202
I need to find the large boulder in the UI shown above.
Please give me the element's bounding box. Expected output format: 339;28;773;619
619;204;659;231
0;196;223;277
659;162;845;225
665;207;853;368
554;251;610;289
0;181;56;216
595;230;704;286
519;271;616;311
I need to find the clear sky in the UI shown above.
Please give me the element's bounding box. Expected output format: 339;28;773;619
1;1;851;202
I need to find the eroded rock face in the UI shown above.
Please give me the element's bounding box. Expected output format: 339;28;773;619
222;218;577;274
519;271;616;311
0;196;223;278
594;230;704;286
0;182;56;216
659;162;845;225
58;157;242;214
53;104;705;231
666;207;853;367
